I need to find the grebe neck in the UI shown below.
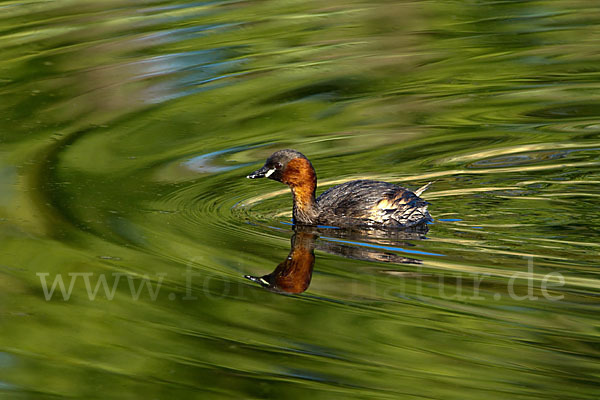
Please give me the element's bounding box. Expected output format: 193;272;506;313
282;158;319;224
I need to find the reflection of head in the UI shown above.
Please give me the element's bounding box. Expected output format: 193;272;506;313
245;231;316;294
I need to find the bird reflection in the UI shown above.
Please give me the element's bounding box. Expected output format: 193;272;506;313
245;229;316;293
245;225;427;293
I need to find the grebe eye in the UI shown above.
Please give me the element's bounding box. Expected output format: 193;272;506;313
275;162;283;169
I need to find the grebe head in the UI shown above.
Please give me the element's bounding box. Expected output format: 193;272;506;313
247;149;319;224
247;149;313;186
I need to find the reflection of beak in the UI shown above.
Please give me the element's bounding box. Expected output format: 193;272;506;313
244;274;271;287
247;166;275;179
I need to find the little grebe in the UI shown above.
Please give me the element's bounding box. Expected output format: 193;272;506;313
247;149;433;228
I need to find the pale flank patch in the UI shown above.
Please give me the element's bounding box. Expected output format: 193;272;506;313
376;198;394;210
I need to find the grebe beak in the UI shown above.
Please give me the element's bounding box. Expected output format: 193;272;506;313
247;166;275;179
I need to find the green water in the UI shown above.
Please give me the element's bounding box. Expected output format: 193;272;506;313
1;0;599;399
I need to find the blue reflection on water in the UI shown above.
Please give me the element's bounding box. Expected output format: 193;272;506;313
321;237;445;257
